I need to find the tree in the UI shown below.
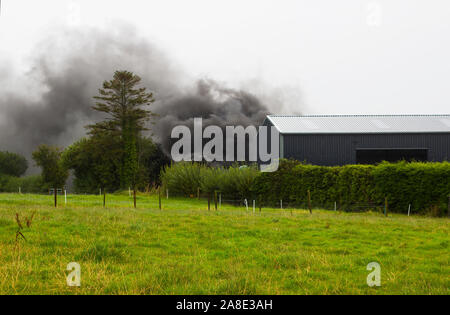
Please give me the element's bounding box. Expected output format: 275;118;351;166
62;136;169;193
87;71;156;189
32;145;68;189
0;151;28;177
62;136;122;193
136;137;171;189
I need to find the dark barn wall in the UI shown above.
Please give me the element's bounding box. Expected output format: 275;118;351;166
281;133;450;166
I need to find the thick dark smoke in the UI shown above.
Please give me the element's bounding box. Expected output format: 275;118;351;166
0;25;180;160
153;79;268;153
0;25;291;172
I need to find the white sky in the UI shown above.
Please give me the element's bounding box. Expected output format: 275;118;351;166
1;0;450;114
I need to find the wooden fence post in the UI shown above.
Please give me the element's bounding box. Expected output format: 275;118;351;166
197;187;200;199
447;195;450;218
54;188;57;208
214;191;218;211
384;197;388;217
103;189;106;208
159;187;162;210
208;193;211;211
307;190;312;214
133;189;137;208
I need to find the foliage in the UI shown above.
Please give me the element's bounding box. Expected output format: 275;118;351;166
199;166;223;195
161;162;202;196
136;139;171;189
336;165;381;209
32;145;68;189
162;160;449;215
87;70;156;189
63;136;169;193
373;161;450;216
161;163;260;199
219;165;259;200
62;136;122;193
0;175;46;193
0;151;28;177
252;159;450;215
252;159;303;206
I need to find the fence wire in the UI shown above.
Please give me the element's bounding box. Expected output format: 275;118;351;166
0;190;388;216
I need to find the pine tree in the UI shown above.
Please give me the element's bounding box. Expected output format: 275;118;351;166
87;71;155;189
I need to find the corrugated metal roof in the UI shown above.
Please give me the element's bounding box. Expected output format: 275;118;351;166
265;115;450;134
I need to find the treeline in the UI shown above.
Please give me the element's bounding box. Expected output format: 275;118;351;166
161;160;450;215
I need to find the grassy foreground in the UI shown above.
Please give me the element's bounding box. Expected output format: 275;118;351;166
0;193;448;295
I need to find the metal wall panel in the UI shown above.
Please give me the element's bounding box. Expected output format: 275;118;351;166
282;133;450;166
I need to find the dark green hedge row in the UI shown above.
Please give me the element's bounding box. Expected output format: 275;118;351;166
252;160;450;215
160;160;449;214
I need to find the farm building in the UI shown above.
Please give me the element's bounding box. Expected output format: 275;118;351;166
263;115;450;166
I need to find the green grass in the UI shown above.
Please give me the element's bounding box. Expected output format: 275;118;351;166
0;193;448;295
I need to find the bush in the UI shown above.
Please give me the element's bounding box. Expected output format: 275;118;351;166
252;159;302;206
336;165;382;209
200;167;223;194
161;163;259;199
373;161;450;215
220;165;259;200
161;162;202;196
0;174;47;193
0;151;28;177
252;159;449;215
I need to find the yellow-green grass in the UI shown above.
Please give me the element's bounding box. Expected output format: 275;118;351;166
0;193;448;295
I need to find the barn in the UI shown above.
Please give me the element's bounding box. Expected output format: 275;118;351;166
263;115;450;166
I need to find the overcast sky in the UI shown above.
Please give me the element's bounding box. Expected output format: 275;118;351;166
1;0;449;115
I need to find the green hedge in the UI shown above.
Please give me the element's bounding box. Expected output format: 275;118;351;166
373;162;450;215
253;160;449;215
161;162;259;200
161;160;450;215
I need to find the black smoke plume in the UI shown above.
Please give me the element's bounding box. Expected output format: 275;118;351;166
0;25;292;171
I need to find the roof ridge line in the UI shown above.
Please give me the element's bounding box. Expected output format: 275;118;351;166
267;114;450;117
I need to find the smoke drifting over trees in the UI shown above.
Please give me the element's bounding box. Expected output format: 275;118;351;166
0;25;296;170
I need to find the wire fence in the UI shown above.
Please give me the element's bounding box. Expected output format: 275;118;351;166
0;189;392;217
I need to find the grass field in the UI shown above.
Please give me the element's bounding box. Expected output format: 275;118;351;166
0;193;448;295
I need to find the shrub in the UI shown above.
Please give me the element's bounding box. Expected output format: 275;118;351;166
0;174;47;193
336;165;382;209
290;164;340;209
161;162;202;196
252;159;449;214
252;159;302;206
0;151;28;177
161;163;260;199
220;165;259;200
373;161;450;215
200;167;223;194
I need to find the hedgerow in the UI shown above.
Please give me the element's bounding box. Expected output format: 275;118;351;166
161;160;450;215
373;161;450;215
